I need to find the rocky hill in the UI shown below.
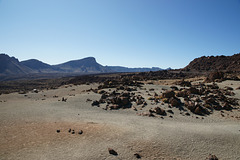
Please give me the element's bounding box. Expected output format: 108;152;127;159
0;54;112;77
183;53;240;71
54;57;111;73
0;54;36;75
21;59;61;73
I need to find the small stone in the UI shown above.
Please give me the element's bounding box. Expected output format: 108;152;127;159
134;153;141;159
167;109;174;114
78;130;83;135
56;130;60;133
207;154;218;160
108;148;118;156
68;129;71;133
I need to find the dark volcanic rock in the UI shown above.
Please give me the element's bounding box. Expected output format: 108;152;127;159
92;100;100;107
194;105;209;115
150;107;166;116
134;153;141;159
206;154;218;160
162;90;175;98
205;71;224;82
169;97;181;107
176;80;192;87
167;109;174;114
108;148;118;156
188;87;200;95
184;53;240;72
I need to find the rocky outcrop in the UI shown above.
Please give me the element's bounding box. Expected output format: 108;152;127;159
184;53;240;71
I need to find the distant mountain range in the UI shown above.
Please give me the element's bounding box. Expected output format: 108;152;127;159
106;66;167;72
0;54;164;77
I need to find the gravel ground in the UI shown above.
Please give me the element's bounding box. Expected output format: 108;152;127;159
0;81;240;160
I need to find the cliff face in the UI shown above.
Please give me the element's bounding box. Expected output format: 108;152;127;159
184;53;240;71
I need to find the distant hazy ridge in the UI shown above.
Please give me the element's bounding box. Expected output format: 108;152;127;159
0;54;163;76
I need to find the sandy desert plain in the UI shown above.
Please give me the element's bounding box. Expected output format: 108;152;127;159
0;75;240;160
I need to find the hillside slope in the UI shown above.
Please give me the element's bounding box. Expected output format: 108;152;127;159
53;57;111;73
0;54;36;75
184;53;240;71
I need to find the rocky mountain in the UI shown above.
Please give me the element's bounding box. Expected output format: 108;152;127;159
21;59;61;73
0;54;36;75
54;57;111;73
183;53;240;71
106;66;163;72
0;54;112;77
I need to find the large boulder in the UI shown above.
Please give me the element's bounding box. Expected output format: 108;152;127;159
150;107;166;116
188;87;200;95
169;97;181;107
205;71;224;82
162;90;175;98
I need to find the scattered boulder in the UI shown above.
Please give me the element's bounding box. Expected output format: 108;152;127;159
188;87;200;95
134;153;141;159
176;79;191;87
222;102;232;111
109;104;120;110
33;89;39;93
72;130;75;134
138;111;155;117
150;107;166;116
205;71;224;82
92;100;100;107
167;109;174;114
62;97;67;102
224;86;233;90
56;129;60;133
162;90;175;98
176;90;188;97
194;105;209;115
206;154;218;160
170;86;179;90
169;97;181;107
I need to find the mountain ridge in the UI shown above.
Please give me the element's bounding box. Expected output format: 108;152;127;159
0;54;164;77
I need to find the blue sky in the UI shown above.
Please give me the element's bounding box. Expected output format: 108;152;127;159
0;0;240;69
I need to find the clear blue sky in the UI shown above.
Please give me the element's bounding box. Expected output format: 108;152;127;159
0;0;240;69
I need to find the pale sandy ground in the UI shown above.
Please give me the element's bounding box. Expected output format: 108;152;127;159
0;80;240;160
